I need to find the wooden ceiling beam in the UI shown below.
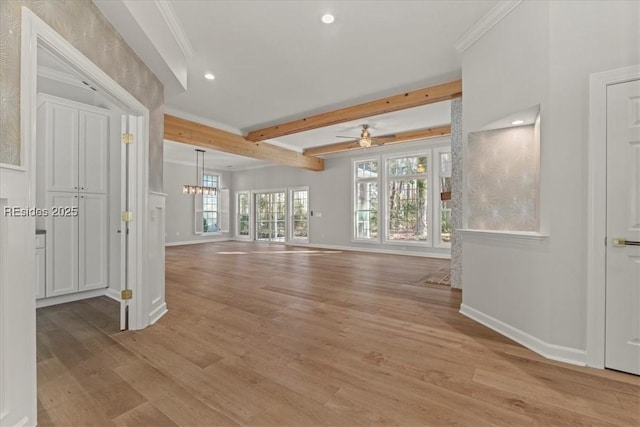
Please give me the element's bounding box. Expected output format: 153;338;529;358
164;114;324;171
246;79;461;142
303;125;451;157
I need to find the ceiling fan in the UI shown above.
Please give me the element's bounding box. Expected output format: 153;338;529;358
336;124;394;148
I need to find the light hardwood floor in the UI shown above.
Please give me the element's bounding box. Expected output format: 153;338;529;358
37;242;639;426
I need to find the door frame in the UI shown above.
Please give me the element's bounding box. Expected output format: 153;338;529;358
288;186;310;243
586;64;640;368
252;188;287;242
20;7;150;330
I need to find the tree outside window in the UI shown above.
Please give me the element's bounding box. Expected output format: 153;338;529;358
386;155;428;241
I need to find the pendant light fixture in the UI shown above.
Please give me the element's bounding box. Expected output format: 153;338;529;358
182;149;217;196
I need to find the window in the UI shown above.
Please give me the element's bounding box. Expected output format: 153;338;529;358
255;191;286;242
290;188;309;241
202;174;218;232
437;149;452;244
386;154;429;241
354;160;378;240
352;145;451;249
237;192;250;238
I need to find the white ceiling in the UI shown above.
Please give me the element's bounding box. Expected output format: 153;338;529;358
164;1;496;138
98;1;499;167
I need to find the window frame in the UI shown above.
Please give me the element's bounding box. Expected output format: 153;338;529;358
351;141;452;249
236;191;251;240
289;186;310;243
382;150;432;247
194;172;221;235
434;146;452;249
352;157;381;243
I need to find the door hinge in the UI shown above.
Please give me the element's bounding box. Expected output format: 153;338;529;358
121;289;133;300
121;211;133;222
122;133;134;144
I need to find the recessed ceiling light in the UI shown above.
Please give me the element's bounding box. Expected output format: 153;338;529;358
321;14;335;24
204;73;215;80
511;120;524;125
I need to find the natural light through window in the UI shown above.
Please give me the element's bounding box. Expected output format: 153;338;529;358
386;154;429;242
354;160;378;240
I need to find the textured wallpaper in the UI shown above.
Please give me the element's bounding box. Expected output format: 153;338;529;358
467;125;539;231
0;0;164;191
449;98;463;288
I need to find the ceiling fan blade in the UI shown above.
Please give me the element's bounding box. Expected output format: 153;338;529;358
335;136;356;139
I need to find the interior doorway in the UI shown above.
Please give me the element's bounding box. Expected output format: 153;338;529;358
587;64;640;373
35;43;132;331
604;78;640;375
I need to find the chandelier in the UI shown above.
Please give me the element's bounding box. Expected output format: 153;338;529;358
182;149;217;196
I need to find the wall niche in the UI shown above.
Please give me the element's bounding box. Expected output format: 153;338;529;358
466;106;540;232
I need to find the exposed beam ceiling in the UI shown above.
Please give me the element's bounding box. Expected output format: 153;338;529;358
164;115;324;171
303;125;452;157
246;80;462;142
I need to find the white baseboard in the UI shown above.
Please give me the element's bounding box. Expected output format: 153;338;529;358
36;288;108;308
165;237;232;247
105;288;121;302
149;302;167;325
459;304;587;366
285;242;451;259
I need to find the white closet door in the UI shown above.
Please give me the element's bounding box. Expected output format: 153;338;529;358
46;192;78;297
79;193;109;292
46;103;78;192
79;110;109;194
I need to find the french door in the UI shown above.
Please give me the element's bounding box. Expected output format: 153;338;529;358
255;191;286;242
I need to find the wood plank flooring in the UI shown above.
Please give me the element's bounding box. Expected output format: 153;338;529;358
37;242;640;426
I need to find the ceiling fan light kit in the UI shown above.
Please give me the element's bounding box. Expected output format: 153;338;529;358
358;124;372;147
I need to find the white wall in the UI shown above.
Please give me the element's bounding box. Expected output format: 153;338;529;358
460;0;639;363
164;161;233;244
232;138;451;257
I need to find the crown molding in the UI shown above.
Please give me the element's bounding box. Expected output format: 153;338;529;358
154;0;195;60
455;0;523;53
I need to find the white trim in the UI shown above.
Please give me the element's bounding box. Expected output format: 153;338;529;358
454;0;523;53
352;156;381;243
21;7;151;332
235;191;252;240
382;149;432;247
288;186;310;243
0;163;27;172
285;242;451;259
36;288;109;309
434;146;453;249
586;64;640;369
12;416;30;427
37;65;91;91
166;237;233;247
460;304;587;366
105;288;121;301
154;0;194;59
149;302;168;325
457;229;549;247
